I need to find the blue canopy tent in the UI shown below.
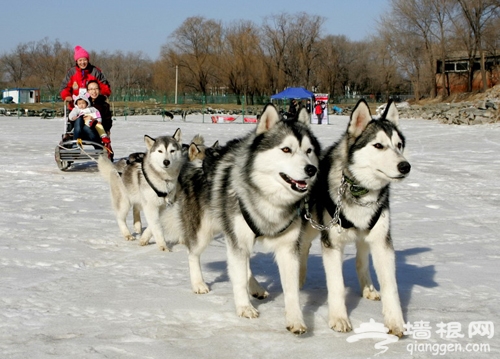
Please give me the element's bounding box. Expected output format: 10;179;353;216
270;87;315;121
270;87;315;101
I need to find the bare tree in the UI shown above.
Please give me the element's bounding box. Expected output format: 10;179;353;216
26;38;72;97
387;0;439;97
261;12;324;91
1;43;31;86
223;20;265;104
457;0;499;92
163;16;223;95
431;0;457;97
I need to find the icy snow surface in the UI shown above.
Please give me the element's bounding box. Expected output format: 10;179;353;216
0;113;499;358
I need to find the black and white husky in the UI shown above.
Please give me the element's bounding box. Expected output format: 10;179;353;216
98;129;184;251
301;99;411;337
209;104;320;334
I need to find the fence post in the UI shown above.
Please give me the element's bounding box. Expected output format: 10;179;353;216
202;95;205;123
125;94;128;121
242;95;245;123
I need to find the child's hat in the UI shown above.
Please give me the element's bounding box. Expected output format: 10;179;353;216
72;92;90;106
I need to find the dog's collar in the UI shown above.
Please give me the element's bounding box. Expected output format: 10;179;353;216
141;165;169;198
343;174;369;198
238;198;296;238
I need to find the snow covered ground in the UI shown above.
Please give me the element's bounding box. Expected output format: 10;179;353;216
1;112;499;358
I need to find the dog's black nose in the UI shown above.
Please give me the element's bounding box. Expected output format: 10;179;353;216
163;160;170;167
398;161;411;175
305;164;317;177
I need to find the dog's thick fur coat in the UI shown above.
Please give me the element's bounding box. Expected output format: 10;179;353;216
301;99;411;337
209;104;320;334
98;129;184;251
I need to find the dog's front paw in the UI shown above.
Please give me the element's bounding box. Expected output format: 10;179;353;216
251;290;269;300
158;244;171;252
386;320;405;338
125;234;135;241
192;282;210;294
362;286;381;301
329;316;352;333
287;322;307;335
237;305;259;319
139;238;149;246
249;277;269;300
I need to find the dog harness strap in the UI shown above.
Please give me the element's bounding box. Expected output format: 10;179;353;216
238;199;295;238
141;165;168;198
367;206;384;230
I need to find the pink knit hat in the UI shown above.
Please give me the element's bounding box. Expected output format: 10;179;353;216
74;46;89;62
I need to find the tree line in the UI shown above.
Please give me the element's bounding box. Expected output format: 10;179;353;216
1;0;499;104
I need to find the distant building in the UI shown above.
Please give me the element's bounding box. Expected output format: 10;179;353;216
436;53;500;95
2;88;41;104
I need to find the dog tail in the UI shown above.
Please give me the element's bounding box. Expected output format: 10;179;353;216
97;154;120;183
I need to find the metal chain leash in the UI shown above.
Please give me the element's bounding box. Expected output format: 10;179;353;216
304;175;383;232
304;176;348;233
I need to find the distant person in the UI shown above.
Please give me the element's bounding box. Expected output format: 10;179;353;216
60;45;111;110
315;101;325;124
288;99;298;117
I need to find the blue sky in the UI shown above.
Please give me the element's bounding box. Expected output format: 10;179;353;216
4;0;389;60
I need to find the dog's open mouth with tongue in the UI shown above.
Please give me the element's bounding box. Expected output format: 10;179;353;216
279;172;308;192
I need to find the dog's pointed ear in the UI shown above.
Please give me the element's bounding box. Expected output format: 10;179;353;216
348;99;372;138
144;135;155;151
188;142;201;161
172;128;182;143
212;140;220;148
256;103;280;135
297;107;311;126
382;100;399;126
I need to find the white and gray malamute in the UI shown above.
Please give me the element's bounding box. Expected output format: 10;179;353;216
301;99;411;337
210;104;320;334
98;129;185;251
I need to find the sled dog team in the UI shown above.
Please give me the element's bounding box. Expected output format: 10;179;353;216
98;99;411;336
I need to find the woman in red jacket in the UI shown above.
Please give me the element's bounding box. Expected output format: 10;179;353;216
59;46;111;110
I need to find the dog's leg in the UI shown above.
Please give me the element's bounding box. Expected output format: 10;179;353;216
112;194;134;241
249;267;269;300
132;205;142;235
356;239;381;301
139;226;151;246
226;234;258;319
322;233;351;332
142;205;170;251
299;224;317;288
187;231;211;294
274;233;307;334
368;221;404;337
188;250;209;294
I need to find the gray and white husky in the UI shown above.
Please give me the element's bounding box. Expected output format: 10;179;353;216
98;129;184;251
210;104;320;334
301;99;411;337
